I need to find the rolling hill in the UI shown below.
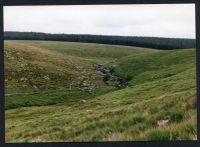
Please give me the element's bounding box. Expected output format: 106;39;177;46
5;40;196;142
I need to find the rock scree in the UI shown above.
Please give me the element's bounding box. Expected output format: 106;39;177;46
94;64;128;89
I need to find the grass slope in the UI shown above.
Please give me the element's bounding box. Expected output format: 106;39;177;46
5;40;121;94
10;40;157;64
5;40;196;142
114;49;196;86
5;40;150;109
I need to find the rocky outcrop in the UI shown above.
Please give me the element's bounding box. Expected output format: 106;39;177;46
94;64;127;89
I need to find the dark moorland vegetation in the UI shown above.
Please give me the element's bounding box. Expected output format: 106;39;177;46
4;31;195;49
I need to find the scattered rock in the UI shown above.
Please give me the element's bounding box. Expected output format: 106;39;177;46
33;85;38;89
80;99;86;103
86;110;93;113
44;75;50;80
157;120;169;126
20;64;24;68
20;63;28;68
94;64;127;89
20;77;27;81
20;57;24;60
94;64;111;75
83;82;88;86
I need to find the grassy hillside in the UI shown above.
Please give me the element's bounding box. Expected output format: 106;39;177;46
5;40;152;109
114;49;196;86
9;40;156;64
5;40;196;142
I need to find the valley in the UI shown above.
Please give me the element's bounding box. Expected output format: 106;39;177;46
5;40;197;142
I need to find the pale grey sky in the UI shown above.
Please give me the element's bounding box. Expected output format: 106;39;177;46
4;4;196;38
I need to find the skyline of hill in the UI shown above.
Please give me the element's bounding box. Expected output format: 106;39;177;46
4;31;196;50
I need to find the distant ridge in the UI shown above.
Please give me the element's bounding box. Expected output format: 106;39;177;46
4;31;196;50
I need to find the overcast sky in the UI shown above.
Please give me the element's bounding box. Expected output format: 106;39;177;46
4;4;195;38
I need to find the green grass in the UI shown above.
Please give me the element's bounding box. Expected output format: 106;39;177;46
9;40;157;64
5;86;115;110
113;49;196;86
5;40;197;142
